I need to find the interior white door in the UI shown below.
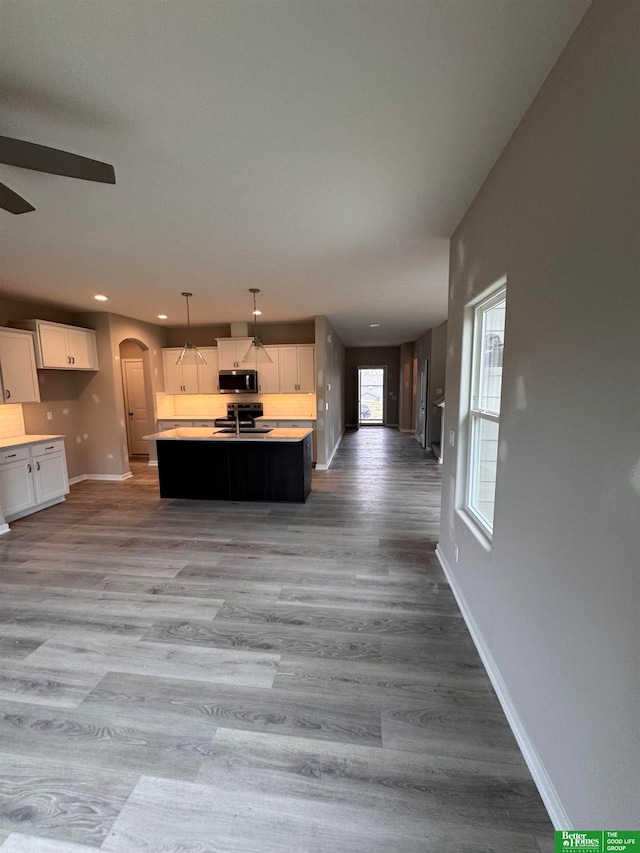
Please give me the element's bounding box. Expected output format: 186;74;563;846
122;359;149;455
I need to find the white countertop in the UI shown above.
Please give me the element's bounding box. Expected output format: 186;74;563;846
0;434;65;450
144;427;312;443
158;416;316;422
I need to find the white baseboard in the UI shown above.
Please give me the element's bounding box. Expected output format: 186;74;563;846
68;474;87;486
435;544;572;831
315;430;344;471
0;523;10;536
83;471;134;482
398;428;413;433
147;460;158;467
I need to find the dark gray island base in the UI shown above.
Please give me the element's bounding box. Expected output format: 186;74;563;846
151;430;312;502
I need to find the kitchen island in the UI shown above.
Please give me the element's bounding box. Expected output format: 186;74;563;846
144;427;313;503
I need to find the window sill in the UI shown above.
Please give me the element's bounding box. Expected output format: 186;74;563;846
456;506;493;553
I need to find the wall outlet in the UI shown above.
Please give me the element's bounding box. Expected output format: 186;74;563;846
449;429;455;447
454;544;459;563
47;411;53;420
325;402;329;410
437;387;442;395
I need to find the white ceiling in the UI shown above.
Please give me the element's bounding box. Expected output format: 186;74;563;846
0;0;589;346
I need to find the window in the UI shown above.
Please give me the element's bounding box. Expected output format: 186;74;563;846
466;284;506;536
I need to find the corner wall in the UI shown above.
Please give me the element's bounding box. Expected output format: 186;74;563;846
314;316;345;468
440;0;639;828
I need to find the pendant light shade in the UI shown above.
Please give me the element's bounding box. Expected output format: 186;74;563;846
242;288;272;364
176;292;207;366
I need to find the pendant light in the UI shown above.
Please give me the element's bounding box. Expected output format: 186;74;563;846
242;288;273;364
176;292;207;366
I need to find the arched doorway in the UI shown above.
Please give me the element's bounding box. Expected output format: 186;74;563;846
119;339;150;459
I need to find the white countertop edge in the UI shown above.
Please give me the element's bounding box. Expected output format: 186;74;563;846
157;416;316;423
144;427;313;442
254;416;316;422
0;434;66;450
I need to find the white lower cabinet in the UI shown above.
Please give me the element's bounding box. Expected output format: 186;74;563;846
0;439;69;523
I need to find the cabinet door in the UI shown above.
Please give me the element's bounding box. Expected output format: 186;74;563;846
163;349;198;394
67;328;98;370
38;323;70;368
217;339;253;369
0;330;40;403
297;346;315;393
257;347;280;393
33;452;69;503
197;348;220;393
278;347;299;393
0;459;36;518
217;340;239;370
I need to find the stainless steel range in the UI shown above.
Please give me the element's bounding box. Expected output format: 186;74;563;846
214;402;264;429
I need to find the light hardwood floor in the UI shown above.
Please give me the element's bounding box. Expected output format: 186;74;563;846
0;428;554;852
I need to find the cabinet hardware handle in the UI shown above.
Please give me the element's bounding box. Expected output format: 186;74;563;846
7;453;16;458
27;463;32;473
37;462;40;471
45;446;54;450
68;356;71;364
4;389;9;399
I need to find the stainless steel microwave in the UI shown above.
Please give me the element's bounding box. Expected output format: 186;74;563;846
218;369;258;393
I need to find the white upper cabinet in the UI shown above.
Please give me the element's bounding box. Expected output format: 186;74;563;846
14;320;98;370
196;347;220;393
256;347;280;393
0;327;40;403
162;347;219;394
278;345;315;393
216;338;253;369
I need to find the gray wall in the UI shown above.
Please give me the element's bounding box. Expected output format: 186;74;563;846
166;321;315;347
439;0;638;828
315;316;345;468
428;321;447;446
398;342;415;431
344;347;400;427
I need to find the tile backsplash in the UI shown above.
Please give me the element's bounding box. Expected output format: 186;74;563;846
0;404;26;438
156;393;316;420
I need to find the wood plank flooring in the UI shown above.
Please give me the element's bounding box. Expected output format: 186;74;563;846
0;428;554;851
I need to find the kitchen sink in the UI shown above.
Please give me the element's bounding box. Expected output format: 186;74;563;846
217;428;273;434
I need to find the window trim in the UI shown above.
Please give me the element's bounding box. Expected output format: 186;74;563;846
464;281;506;539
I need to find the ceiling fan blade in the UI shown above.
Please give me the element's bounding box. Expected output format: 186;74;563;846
0;181;35;214
0;136;115;184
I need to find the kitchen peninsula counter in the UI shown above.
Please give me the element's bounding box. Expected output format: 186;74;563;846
144;427;312;502
144;426;312;442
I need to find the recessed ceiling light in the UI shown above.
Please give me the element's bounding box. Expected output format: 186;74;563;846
157;314;168;320
370;323;381;327
94;294;108;302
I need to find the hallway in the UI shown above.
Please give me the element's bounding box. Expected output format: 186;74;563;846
0;428;553;851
